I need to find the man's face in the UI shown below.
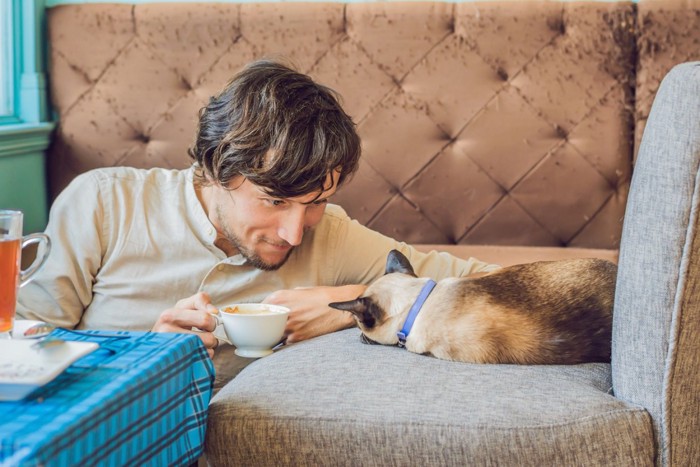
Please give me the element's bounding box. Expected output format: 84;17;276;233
210;172;340;270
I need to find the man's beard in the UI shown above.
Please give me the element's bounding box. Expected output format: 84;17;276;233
240;239;295;271
216;207;294;271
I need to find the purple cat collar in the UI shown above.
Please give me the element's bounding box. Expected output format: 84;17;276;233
397;279;437;348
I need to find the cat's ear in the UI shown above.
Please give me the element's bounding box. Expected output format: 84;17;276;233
329;297;369;315
329;297;378;329
385;249;416;276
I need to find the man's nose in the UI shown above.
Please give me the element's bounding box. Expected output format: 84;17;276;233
277;207;307;246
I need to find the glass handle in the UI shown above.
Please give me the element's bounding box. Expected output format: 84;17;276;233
19;233;51;287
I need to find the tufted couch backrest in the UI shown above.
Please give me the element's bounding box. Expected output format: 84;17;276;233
45;1;700;250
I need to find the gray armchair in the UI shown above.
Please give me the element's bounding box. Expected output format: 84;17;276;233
205;63;699;466
613;61;700;466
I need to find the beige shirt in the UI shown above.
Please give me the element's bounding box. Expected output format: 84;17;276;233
17;166;498;331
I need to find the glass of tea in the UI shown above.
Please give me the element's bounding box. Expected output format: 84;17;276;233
0;210;51;338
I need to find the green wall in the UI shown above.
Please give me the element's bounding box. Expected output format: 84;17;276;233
0;123;52;233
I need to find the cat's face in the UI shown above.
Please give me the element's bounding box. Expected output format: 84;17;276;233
329;250;421;344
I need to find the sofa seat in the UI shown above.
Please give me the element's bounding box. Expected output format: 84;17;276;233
416;245;619;267
206;329;653;466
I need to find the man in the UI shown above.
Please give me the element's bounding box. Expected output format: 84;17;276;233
17;59;498;360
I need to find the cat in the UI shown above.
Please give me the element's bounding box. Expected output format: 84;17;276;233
329;249;616;365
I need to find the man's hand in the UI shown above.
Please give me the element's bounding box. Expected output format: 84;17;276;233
263;284;366;344
152;292;220;358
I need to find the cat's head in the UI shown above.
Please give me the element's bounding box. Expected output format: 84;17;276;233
329;249;425;345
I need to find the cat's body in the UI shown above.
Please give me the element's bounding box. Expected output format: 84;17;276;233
329;250;617;365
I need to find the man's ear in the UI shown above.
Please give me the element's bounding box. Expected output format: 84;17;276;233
329;297;378;329
385;249;416;276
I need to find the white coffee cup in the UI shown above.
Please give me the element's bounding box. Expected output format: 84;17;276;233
213;303;290;358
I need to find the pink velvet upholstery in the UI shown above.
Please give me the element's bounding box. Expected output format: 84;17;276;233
45;1;700;256
635;1;700;156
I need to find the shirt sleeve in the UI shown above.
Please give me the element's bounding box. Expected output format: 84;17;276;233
322;205;500;285
16;171;106;328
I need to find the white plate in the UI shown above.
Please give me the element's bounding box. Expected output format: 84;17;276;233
0;339;98;401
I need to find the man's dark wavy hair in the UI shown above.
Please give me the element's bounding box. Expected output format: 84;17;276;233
189;59;361;198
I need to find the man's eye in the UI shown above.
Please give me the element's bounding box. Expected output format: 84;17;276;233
313;199;329;206
267;199;285;206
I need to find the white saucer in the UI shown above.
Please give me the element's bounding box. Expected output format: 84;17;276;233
0;339;98;400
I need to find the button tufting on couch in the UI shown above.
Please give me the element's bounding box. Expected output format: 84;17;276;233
48;1;671;251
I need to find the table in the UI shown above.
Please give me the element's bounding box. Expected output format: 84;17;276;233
0;329;215;466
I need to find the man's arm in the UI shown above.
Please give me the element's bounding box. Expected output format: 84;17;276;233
16;172;105;328
326;206;501;285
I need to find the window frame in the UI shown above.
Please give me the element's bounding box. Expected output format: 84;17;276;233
0;0;50;127
0;0;21;124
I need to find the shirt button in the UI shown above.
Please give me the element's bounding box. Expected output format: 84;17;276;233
217;265;225;272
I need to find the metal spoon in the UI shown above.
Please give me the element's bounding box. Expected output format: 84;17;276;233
23;321;56;339
31;336;65;350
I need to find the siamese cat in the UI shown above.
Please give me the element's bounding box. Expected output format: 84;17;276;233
329;250;616;365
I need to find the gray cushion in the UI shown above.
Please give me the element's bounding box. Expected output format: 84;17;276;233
206;329;653;466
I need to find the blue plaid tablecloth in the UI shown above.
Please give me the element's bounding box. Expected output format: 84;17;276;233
0;329;215;466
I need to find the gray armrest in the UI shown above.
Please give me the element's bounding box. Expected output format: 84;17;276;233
612;62;700;466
